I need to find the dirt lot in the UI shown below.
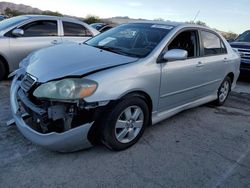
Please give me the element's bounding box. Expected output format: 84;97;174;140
0;79;250;188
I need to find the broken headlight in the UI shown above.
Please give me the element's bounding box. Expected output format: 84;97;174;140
33;78;98;100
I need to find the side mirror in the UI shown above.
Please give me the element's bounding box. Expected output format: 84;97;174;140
12;28;24;37
162;49;188;61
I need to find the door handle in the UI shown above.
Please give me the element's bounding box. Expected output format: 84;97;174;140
196;62;204;67
223;57;228;62
51;40;58;45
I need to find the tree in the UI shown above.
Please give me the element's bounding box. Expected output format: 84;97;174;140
221;31;238;41
4;8;22;17
186;20;207;26
84;15;101;24
154;18;164;21
43;11;62;16
195;20;207;26
4;7;63;18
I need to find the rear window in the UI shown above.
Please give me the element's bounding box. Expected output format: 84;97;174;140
201;31;227;56
63;21;92;37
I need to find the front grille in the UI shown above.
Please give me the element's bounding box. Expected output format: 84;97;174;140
238;48;250;60
20;74;37;92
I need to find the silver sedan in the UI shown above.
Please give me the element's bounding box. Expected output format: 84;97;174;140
10;21;240;152
0;15;99;80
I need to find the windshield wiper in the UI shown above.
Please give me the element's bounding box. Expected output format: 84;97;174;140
96;45;122;52
91;45;142;58
93;45;130;56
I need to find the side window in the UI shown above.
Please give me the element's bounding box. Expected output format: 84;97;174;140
201;31;227;56
168;30;199;58
63;22;93;37
20;20;58;37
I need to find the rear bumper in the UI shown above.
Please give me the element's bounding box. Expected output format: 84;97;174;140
10;77;93;152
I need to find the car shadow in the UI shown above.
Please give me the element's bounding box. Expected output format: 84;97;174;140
238;74;250;83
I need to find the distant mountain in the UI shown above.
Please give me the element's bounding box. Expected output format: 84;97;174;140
0;1;43;14
0;1;238;38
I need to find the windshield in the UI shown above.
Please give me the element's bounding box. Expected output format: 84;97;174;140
0;16;29;31
235;30;250;42
86;23;173;58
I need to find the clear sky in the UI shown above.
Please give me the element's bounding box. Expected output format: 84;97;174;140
5;0;250;34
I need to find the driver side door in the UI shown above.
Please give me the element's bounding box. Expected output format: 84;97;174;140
158;29;208;112
8;19;62;70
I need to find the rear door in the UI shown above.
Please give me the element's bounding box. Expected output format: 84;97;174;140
9;19;62;70
61;21;93;43
198;30;229;94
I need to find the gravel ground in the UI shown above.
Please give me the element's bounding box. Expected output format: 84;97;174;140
0;79;250;188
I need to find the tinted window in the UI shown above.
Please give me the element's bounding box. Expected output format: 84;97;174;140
201;31;226;56
63;22;92;37
20;20;57;37
235;30;250;42
168;30;199;58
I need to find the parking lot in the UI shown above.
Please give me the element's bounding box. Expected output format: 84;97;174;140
0;79;249;188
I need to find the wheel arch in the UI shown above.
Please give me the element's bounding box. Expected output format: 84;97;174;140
87;90;153;145
226;72;234;84
120;90;153;115
0;54;9;77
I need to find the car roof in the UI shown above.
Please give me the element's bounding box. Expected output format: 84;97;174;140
129;20;209;30
19;14;82;23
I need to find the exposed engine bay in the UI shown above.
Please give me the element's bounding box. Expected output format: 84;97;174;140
16;74;108;134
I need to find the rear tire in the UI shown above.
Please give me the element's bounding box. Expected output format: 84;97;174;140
0;60;7;81
101;97;150;151
213;76;231;106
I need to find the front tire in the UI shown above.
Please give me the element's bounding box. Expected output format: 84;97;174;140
214;76;231;106
101;97;150;151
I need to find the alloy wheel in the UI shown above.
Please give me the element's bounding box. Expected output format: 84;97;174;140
115;105;144;144
219;80;230;103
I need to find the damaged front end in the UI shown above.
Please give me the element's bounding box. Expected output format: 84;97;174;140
10;73;107;152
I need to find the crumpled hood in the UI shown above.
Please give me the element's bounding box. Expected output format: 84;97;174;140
230;41;250;49
26;43;138;83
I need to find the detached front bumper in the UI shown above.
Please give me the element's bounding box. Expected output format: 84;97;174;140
10;77;94;152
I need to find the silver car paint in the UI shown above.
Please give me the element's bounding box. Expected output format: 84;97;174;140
85;26;240;109
11;22;240;151
0;15;99;72
25;43;138;82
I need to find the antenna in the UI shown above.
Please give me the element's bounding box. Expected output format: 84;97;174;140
193;10;200;22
